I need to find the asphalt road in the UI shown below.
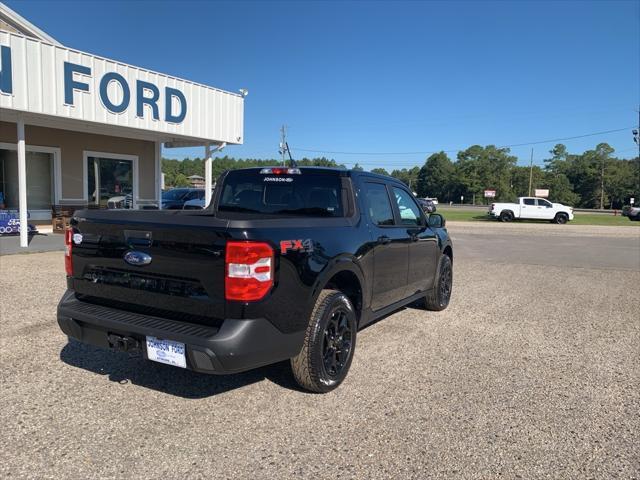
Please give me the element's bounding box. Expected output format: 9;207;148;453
1;223;638;479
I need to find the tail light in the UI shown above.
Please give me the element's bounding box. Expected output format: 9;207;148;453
225;241;274;301
490;203;495;210
64;228;73;276
259;167;301;175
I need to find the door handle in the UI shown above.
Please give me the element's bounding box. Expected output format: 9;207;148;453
377;235;391;245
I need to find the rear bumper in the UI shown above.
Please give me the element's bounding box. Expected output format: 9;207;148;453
56;290;305;374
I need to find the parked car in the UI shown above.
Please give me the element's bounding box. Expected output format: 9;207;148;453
106;194;133;209
622;205;640;221
161;188;205;209
424;197;439;205
489;197;574;224
58;167;453;392
182;198;205;210
417;198;437;213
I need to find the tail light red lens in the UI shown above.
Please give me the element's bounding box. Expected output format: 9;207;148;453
225;241;274;301
64;228;73;276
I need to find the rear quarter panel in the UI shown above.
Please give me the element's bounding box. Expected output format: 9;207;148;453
224;217;373;334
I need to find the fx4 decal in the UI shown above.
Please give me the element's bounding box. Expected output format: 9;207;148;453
280;239;314;255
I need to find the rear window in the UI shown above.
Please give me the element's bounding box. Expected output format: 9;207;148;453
218;170;344;217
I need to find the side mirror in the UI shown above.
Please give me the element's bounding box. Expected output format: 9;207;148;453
428;213;445;229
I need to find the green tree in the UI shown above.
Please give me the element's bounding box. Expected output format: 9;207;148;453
352;163;364;171
390;167;420;191
416;151;454;200
456;145;517;203
370;167;390;176
173;173;190;187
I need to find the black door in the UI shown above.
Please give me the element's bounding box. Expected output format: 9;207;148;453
390;186;439;296
362;181;410;311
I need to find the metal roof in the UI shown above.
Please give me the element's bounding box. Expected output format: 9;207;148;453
0;30;244;146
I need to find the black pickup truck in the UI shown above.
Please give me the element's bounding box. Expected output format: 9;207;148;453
58;167;453;392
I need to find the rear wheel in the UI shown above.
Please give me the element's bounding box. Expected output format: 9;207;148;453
554;213;568;224
424;254;453;311
291;290;357;393
500;210;514;222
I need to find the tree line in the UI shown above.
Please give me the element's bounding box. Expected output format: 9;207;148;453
163;143;639;209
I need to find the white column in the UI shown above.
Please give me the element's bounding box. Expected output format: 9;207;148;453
17;118;28;248
93;159;100;206
205;142;212;208
155;141;163;209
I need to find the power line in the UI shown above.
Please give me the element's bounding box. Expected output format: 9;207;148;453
290;126;633;156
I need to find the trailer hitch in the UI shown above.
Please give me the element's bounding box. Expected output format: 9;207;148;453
107;333;141;353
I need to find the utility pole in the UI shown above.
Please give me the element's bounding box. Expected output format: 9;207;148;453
528;148;534;197
600;148;605;210
634;107;640;203
280;125;287;166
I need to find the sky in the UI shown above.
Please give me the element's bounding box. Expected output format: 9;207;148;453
6;0;640;169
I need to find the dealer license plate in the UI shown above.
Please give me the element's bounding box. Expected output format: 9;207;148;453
146;336;186;368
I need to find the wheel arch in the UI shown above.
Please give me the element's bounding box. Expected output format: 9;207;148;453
443;245;453;262
311;259;366;324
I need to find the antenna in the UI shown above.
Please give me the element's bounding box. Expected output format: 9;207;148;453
286;142;297;168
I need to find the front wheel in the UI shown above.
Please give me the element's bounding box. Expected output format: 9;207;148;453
554;213;569;224
291;290;357;393
424;254;453;311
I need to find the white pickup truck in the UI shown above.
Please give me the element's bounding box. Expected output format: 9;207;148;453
489;197;574;224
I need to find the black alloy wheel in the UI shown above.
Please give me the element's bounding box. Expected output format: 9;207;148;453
554;213;568;224
291;290;357;393
500;211;514;222
321;309;353;378
424;254;453;311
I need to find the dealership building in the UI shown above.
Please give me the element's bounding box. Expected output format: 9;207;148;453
0;3;244;246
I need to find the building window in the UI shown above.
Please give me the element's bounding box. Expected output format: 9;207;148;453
0;149;54;216
87;156;134;209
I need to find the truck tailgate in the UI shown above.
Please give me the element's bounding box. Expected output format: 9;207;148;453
69;209;230;327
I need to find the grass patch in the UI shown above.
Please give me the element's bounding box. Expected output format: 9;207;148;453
437;207;640;226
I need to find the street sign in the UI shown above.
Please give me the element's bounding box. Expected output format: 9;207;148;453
535;189;549;198
484;190;496;198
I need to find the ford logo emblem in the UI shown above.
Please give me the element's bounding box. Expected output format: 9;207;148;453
123;251;152;266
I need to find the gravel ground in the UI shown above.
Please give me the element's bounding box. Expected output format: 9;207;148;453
0;225;638;479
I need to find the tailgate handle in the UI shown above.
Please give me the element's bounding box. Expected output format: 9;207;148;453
124;230;152;247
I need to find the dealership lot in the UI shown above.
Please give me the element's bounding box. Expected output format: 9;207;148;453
1;224;638;479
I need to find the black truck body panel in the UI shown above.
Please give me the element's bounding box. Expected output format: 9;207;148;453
57;168;452;375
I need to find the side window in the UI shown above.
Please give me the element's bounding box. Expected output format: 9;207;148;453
537;199;551;207
392;187;423;226
523;198;536;206
363;182;394;226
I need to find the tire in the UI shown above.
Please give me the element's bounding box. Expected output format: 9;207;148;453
554;213;568;224
500;210;514;222
424;254;453;311
291;290;357;393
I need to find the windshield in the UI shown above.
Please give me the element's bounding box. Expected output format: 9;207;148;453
162;189;189;201
218;170;344;217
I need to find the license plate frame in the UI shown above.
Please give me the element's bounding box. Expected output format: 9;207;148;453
145;336;186;369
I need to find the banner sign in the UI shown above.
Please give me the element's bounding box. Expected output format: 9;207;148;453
535;189;549;198
0;210;37;235
484;190;496;198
